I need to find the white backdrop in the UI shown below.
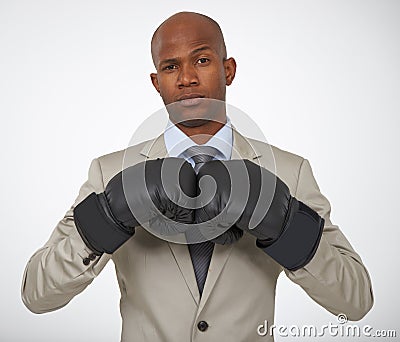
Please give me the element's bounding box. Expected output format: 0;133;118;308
1;0;399;341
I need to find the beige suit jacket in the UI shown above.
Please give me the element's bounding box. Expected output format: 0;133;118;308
21;130;373;342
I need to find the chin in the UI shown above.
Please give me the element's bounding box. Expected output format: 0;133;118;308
166;97;226;127
167;106;212;126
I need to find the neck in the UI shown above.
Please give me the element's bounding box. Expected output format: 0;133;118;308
176;114;227;145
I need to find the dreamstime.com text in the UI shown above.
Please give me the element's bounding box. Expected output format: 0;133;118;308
257;314;396;338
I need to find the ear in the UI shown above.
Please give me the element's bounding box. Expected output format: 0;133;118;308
150;73;160;93
223;57;236;86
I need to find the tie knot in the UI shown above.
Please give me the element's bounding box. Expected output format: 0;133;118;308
185;146;220;171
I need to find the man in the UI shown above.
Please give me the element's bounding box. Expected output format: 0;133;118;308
21;11;373;342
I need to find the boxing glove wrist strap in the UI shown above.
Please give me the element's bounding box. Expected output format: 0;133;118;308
256;199;324;271
74;192;135;255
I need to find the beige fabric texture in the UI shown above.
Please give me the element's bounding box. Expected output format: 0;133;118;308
21;130;373;342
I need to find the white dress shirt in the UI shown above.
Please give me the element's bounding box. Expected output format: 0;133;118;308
163;117;233;166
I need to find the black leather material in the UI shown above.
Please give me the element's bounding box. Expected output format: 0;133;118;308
195;159;288;244
235;159;291;242
196;159;324;269
194;161;243;245
210;226;243;245
74;158;197;254
107;158;196;233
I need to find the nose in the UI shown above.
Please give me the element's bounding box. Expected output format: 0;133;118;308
177;64;199;88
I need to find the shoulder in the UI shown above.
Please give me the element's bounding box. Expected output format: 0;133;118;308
246;137;305;168
93;140;151;185
246;137;307;194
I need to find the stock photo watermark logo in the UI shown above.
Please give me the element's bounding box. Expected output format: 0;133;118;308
257;314;397;338
122;99;276;245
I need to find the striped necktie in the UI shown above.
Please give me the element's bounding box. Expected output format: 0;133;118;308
185;145;219;296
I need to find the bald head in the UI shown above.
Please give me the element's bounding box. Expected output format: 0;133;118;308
149;10;237;113
151;12;227;67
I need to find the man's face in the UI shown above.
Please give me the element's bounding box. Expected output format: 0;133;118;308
150;16;236;125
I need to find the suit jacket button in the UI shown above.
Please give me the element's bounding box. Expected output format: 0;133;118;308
83;257;90;265
89;253;96;260
197;321;209;332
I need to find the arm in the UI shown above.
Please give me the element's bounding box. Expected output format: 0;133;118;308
283;159;374;320
197;158;374;320
21;157;196;314
21;159;112;314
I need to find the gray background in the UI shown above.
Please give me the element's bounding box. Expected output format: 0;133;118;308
1;0;399;340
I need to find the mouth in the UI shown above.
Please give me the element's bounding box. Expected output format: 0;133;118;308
177;94;205;107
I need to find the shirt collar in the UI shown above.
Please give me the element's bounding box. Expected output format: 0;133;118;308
163;117;233;160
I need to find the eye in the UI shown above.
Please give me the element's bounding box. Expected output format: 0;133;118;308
163;65;177;71
197;58;210;64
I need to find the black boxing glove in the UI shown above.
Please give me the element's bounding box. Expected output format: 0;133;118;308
74;158;196;255
195;159;324;270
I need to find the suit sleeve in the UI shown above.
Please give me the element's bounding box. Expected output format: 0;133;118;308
21;158;112;314
284;159;374;321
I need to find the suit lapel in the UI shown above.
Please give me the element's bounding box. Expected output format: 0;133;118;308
138;129;264;308
231;127;262;160
139;133;168;159
167;242;201;304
